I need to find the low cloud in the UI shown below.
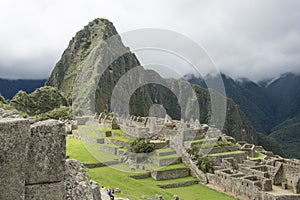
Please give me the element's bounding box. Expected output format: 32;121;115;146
0;0;299;81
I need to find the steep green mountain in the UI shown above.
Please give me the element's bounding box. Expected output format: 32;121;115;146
265;73;300;126
269;114;300;158
46;18;153;115
46;18;110;98
10;86;67;116
46;18;281;154
0;78;46;99
185;72;300;158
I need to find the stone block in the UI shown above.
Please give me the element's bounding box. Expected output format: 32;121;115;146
26;120;66;185
25;181;65;200
0;118;30;200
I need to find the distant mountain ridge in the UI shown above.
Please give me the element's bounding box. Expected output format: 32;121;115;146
185;72;300;158
0;78;46;99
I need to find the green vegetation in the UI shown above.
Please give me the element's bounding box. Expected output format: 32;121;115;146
187;141;235;156
254;152;265;158
11;86;67;116
66;137;99;163
0;93;28;117
67;137;118;163
214;141;235;148
36;106;73;121
86;166;234;199
67;137;234;200
257;132;284;156
129;138;155;153
269;113;300;158
196;157;213;173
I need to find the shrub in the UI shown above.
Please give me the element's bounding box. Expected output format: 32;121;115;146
36;106;73;121
129;138;155;153
11;86;67;116
196;157;214;173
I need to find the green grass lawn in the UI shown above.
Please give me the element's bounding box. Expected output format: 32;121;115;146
66;137;99;163
86;166;234;200
254;152;265;158
66;137;118;163
67;137;235;200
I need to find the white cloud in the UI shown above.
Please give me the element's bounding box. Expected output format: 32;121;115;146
0;0;299;81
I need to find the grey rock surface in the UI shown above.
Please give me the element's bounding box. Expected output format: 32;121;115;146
65;159;101;200
0;118;30;200
0;108;21;118
25;181;65;200
26;119;66;184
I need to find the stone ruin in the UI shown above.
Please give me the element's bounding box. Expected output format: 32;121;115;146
207;143;300;200
74;112;300;200
116;113;209;142
0;109;101;200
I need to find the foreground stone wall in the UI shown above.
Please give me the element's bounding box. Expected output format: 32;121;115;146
25;120;66;199
0;118;66;200
0;118;31;200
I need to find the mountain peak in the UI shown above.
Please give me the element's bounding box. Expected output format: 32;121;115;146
46;18;119;97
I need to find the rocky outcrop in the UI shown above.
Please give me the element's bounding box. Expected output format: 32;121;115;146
0;107;20;118
65;159;101;200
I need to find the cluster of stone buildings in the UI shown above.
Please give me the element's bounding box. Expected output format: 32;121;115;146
92;113;300;200
208;148;300;200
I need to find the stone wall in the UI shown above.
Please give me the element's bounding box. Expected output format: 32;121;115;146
209;152;247;165
281;162;300;193
0;118;31;200
151;157;181;167
207;171;262;200
151;168;190;180
261;193;300;200
0;118;66;200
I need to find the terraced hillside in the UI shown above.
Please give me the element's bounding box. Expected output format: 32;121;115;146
67;124;235;200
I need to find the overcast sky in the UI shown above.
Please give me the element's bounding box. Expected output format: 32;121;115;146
0;0;300;81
